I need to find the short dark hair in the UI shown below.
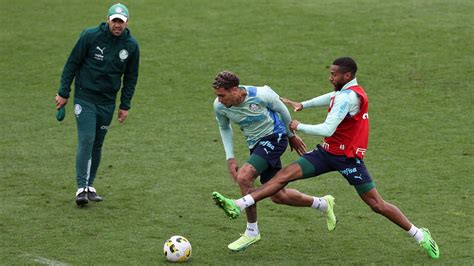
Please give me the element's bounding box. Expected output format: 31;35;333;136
333;57;357;76
212;71;240;89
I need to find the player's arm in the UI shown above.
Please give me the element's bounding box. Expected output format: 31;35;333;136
216;115;234;160
280;97;303;112
214;102;238;180
269;94;294;138
281;92;332;112
57;30;89;101
300;92;333;109
292;91;354;137
264;87;307;155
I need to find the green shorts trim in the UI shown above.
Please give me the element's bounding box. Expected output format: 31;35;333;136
246;154;269;174
295;157;316;179
355;181;375;195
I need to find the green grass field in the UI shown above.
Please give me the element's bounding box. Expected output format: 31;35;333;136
1;0;473;264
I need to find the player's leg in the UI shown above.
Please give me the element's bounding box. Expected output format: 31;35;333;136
338;158;413;230
223;134;287;251
250;163;302;201
256;146;350;231
270;188;336;231
213;135;287;217
213;147;337;228
226;162;261;251
214;163;311;214
86;103;115;201
247;135;304;203
253;154;314;208
234;163;259;223
73;99;97;205
343;156;440;259
359;187;439;258
359;187;412;230
267;152;332;208
250;147;336;203
335;157;416;231
265;152;337;231
270;188;313;207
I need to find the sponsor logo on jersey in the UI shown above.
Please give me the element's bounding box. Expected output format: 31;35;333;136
96;46;105;54
356;148;367;156
322;142;330;150
94;46;105;61
339;167;357;176
259;140;275;150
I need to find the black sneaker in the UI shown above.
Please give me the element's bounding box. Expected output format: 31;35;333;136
75;188;88;206
87;187;103;202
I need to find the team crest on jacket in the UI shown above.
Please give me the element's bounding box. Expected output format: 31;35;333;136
74;104;82;116
249;103;261;112
119;49;129;61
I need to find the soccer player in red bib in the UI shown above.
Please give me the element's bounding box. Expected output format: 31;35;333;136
212;57;439;259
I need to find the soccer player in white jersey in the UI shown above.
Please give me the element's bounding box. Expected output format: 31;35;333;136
212;58;439;259
212;71;337;251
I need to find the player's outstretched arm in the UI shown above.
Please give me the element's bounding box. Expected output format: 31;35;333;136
280;97;303;112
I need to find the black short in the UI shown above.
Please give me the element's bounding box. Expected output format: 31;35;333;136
247;133;288;184
296;145;373;186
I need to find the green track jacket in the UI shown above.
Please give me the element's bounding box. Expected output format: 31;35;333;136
58;22;139;110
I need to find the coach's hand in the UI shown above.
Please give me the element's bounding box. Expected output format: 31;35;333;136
227;158;239;182
289;134;307;156
55;95;68;109
118;109;129;123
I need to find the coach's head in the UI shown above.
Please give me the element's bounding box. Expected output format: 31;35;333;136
107;3;129;36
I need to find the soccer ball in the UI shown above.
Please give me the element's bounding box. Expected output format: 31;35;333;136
163;235;192;262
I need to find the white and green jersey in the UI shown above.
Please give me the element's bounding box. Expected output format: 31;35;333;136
214;85;294;160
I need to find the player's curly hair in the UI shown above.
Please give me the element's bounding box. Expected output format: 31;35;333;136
333;57;358;76
212;71;240;89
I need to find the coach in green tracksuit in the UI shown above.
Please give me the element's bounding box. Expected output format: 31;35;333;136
55;3;140;206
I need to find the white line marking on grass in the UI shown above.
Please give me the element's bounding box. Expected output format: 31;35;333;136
23;253;68;266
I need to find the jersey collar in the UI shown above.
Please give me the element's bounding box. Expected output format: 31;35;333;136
341;78;358;91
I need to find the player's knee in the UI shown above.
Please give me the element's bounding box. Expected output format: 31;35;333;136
279;166;293;176
78;135;94;148
235;175;252;185
235;177;254;195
